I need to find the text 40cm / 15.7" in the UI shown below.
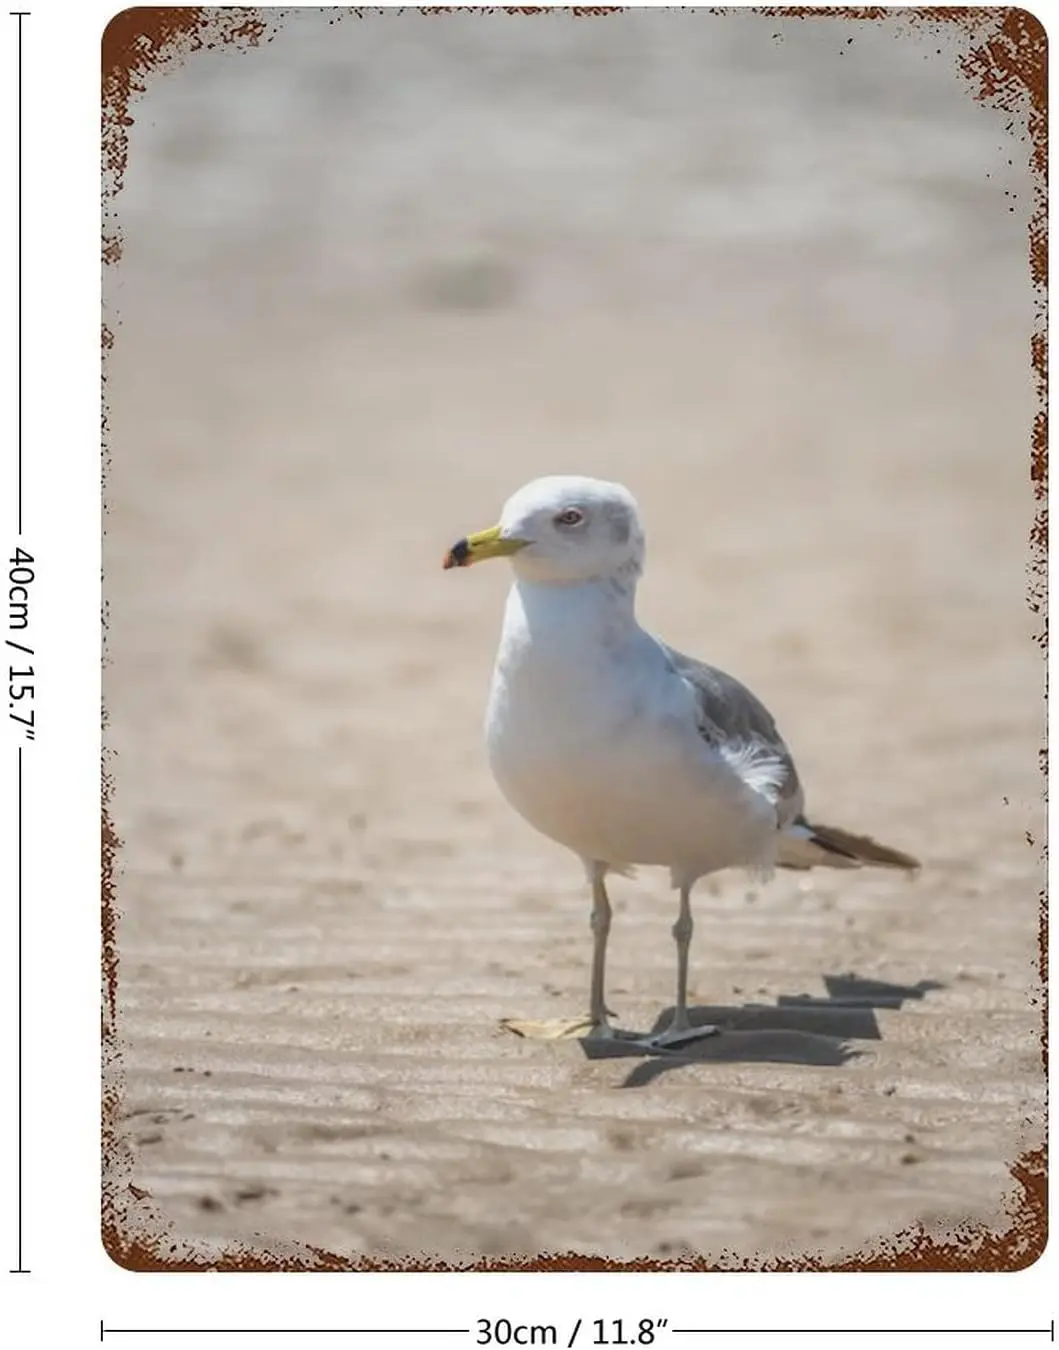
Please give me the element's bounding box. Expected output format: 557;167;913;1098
8;549;35;742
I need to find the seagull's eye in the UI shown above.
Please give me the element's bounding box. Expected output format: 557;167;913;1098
554;507;585;528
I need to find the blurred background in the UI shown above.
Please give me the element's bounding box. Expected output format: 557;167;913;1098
104;9;1043;1264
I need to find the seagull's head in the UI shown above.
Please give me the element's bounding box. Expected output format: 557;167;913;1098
443;475;645;584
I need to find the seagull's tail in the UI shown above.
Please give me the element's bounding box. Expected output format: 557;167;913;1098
777;818;920;872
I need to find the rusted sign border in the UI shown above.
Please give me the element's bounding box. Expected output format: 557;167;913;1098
100;4;1047;1274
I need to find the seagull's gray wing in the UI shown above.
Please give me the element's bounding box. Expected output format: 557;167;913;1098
659;643;804;828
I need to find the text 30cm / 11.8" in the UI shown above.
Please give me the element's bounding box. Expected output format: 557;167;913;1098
476;1319;669;1347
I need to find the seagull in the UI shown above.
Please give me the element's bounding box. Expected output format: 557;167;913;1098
443;475;919;1050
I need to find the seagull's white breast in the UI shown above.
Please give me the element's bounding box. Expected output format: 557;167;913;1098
484;582;775;878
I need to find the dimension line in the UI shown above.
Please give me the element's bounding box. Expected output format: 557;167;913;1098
101;1330;471;1339
10;10;27;534
672;1332;1055;1339
7;9;31;1280
8;746;26;1274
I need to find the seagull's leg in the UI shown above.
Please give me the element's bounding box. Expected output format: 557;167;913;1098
668;883;694;1035
498;864;614;1044
646;883;719;1049
585;864;615;1037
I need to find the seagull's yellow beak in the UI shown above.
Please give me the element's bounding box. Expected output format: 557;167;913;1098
443;524;528;570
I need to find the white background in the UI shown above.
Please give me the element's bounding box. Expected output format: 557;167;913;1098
0;2;1053;1347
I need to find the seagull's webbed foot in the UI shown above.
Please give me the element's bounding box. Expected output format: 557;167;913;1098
582;1015;619;1041
500;1011;631;1043
640;1010;720;1053
500;1015;600;1041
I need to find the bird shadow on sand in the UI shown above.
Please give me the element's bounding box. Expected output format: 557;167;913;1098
580;974;945;1088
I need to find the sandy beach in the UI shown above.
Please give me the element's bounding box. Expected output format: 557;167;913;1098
103;9;1044;1266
